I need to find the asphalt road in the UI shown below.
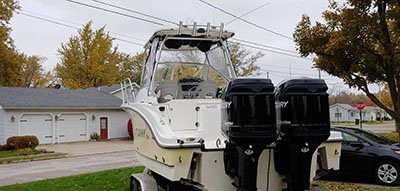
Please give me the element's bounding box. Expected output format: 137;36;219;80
0;151;140;186
362;123;396;133
334;122;396;133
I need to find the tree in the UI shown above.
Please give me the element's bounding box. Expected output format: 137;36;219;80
0;0;24;87
293;0;400;133
377;84;393;109
19;55;51;87
118;52;145;84
56;22;120;89
229;43;264;77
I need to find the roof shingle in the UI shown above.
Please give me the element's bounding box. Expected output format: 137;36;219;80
0;87;122;109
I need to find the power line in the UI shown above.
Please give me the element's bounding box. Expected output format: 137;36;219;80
66;0;302;58
226;1;270;25
198;0;293;40
92;0;178;26
65;0;164;26
229;41;311;60
23;10;146;42
88;1;298;55
261;68;318;77
232;38;298;54
18;11;143;47
64;0;308;60
23;10;82;27
19;12;79;30
261;64;316;73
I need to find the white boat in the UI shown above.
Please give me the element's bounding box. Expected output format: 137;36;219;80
121;22;341;191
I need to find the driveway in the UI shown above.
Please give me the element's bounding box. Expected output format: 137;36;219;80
36;139;135;156
0;151;140;186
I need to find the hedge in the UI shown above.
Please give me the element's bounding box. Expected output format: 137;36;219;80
6;136;39;150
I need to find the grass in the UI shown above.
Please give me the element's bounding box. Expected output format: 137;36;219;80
0;148;41;158
0;148;66;164
0;150;21;158
315;181;400;191
331;120;394;126
331;122;357;126
0;165;399;191
363;121;394;125
0;166;144;191
378;132;400;142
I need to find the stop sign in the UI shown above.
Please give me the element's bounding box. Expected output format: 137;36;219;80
356;101;365;110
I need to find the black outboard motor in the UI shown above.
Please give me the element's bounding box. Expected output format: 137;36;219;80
222;78;276;191
274;78;330;191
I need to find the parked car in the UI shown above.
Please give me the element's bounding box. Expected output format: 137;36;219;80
328;126;400;186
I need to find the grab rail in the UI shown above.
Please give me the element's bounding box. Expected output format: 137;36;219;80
121;79;140;104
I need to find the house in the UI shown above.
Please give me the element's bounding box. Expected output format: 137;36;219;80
329;103;392;122
0;87;129;144
329;103;359;123
363;106;392;121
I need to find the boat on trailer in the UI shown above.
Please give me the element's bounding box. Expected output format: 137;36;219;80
121;22;342;191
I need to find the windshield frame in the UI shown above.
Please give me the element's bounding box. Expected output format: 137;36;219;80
147;36;235;96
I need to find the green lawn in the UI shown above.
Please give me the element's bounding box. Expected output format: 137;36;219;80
0;148;43;158
1;165;398;191
0;166;144;191
379;132;400;142
331;120;394;126
0;149;66;164
0;150;21;158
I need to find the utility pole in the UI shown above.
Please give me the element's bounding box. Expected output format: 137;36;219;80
318;69;321;79
378;85;383;122
289;62;292;78
267;71;269;79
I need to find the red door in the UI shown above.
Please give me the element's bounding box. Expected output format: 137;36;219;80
100;117;108;140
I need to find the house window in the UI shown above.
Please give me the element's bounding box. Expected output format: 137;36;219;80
335;113;342;118
350;112;354;117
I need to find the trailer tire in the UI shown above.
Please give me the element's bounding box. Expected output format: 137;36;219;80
130;176;142;191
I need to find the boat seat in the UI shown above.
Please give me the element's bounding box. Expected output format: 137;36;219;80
196;80;218;99
155;80;179;103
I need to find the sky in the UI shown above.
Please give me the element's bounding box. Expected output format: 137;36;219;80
9;0;377;93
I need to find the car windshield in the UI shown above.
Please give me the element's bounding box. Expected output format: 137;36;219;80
351;128;394;145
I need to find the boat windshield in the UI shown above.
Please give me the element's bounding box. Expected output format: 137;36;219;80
156;45;229;83
157;42;233;81
145;37;234;99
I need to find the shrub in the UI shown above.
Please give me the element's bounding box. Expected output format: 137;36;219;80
90;133;100;141
6;136;39;150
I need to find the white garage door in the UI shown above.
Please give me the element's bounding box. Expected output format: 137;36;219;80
58;114;87;143
20;114;53;144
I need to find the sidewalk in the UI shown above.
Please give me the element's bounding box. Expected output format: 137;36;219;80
36;139;135;156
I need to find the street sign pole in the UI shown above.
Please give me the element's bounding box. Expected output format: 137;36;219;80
356;101;365;130
359;110;362;129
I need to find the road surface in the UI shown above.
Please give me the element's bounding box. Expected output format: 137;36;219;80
0;151;140;186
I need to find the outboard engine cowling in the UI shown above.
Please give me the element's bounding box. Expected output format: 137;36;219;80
275;78;330;191
222;78;276;191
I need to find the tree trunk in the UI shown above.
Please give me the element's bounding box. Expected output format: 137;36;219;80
396;119;400;142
